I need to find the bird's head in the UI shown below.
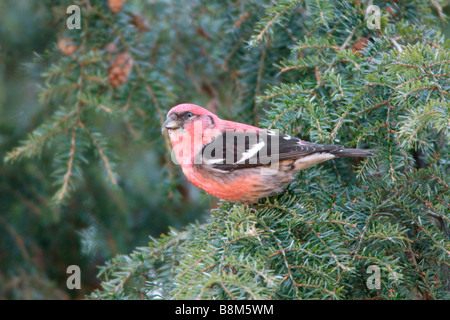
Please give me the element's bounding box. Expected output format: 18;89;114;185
162;104;219;136
162;104;221;167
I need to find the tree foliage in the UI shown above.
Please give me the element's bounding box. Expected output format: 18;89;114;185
2;0;449;299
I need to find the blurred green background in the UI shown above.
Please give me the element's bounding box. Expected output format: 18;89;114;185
0;0;216;299
0;0;449;299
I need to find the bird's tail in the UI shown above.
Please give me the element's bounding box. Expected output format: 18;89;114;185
331;148;376;158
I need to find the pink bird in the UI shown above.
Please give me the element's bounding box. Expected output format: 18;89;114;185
162;104;375;203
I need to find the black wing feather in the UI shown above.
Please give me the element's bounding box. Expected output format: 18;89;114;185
199;130;342;171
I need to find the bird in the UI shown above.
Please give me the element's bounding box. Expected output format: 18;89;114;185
162;103;376;203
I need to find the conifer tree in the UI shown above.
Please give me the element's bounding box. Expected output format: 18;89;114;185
3;0;449;299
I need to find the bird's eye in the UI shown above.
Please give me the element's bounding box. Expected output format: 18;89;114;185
185;111;194;118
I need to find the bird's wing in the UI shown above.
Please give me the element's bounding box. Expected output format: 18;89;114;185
199;129;342;171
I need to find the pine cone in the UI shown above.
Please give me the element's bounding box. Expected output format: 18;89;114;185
108;0;126;14
58;38;77;55
105;42;118;53
314;67;322;83
239;12;249;21
351;37;369;55
130;13;150;32
108;52;133;88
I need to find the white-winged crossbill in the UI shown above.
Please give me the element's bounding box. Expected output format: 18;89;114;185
162;104;375;203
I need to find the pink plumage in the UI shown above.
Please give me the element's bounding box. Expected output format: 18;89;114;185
162;104;375;203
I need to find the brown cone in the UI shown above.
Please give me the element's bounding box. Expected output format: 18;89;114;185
108;52;133;88
108;0;126;14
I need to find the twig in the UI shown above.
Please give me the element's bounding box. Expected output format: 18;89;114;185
77;120;117;185
430;0;445;21
56;129;76;202
254;45;267;125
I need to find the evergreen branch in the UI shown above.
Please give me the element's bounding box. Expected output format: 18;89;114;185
406;211;450;257
38;0;449;300
296;283;337;297
390;38;403;52
221;38;246;72
269;247;316;259
392;35;443;50
281;64;315;73
121;79;140;114
338;58;361;70
171;250;219;299
350;207;377;257
329;105;350;141
55;129;76;202
396;60;450;69
257;218;300;298
352;254;401;284
148;230;190;259
388;146;396;183
241;285;258;300
249;0;301;46
310;22;361;92
306;220;357;229
356;100;390;116
403;86;449;97
95;7;178;180
395;62;424;69
304;101;325;141
134;64;177;177
254;11;282;43
405;240;436;299
223;262;275;287
395;75;427;88
355;157;372;179
266;103;302;130
385;105;397;183
0;215;31;263
92;230;189;299
77;120;117;185
339;27;357;52
430;0;445;21
309;227;351;271
4;127;66;163
112;261;138;295
258;88;312;102
253;45;267;125
294;44;340;51
218;282;236;300
290;264;335;282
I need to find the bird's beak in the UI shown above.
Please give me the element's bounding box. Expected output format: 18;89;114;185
161;114;181;134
